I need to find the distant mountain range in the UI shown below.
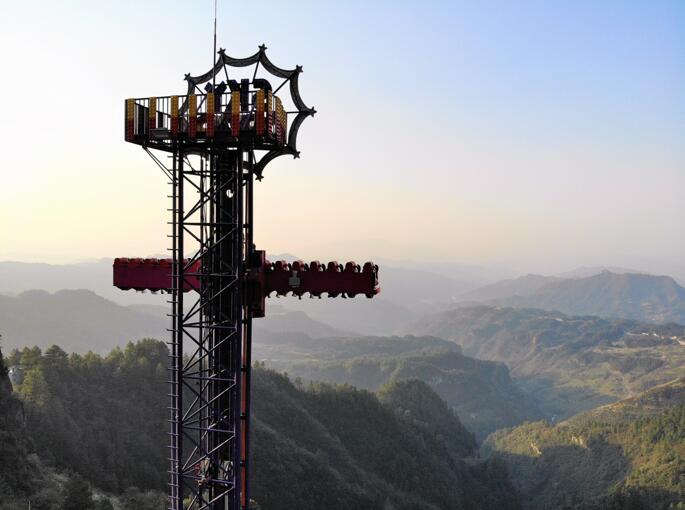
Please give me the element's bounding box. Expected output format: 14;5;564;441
0;289;168;353
484;378;685;509
0;290;364;354
0;259;164;306
462;271;685;325
460;274;564;302
555;265;646;279
3;259;685;334
0;258;479;335
409;306;685;419
3;265;683;427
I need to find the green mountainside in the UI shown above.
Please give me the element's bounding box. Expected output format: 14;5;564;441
10;341;169;492
5;300;682;508
484;378;685;510
0;345;102;510
3;340;520;510
259;334;544;439
377;379;477;458
567;378;685;427
410;306;685;418
251;367;518;510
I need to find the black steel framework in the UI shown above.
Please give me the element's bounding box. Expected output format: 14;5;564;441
138;47;314;510
169;147;248;510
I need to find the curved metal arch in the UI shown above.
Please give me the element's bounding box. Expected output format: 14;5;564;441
220;47;263;69
184;48;262;93
288;109;315;154
289;71;312;113
181;45;315;177
259;51;296;79
253;147;297;180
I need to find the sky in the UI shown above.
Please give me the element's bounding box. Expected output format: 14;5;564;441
0;0;683;276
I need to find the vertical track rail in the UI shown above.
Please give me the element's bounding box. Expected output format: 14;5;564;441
173;148;186;509
230;149;244;510
166;144;247;510
169;145;181;510
241;151;254;510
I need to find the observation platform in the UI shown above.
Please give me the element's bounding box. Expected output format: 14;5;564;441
125;87;288;151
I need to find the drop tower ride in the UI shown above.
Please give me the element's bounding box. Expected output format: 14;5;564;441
112;46;380;510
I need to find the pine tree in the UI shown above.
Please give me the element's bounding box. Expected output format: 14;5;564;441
62;474;94;510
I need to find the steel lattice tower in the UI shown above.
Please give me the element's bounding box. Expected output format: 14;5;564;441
113;46;379;510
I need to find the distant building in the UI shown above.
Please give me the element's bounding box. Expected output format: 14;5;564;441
8;366;23;389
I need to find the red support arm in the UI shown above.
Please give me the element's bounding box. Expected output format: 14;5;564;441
113;252;379;318
112;258;200;292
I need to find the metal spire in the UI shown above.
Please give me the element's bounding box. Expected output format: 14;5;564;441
212;0;218;89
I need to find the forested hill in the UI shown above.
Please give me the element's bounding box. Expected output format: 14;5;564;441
484;378;685;510
567;377;685;427
275;336;545;439
251;368;517;509
0;346;97;510
3;340;521;510
378;378;477;457
410;306;685;419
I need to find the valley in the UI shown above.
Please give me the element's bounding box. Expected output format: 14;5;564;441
410;305;685;419
1;263;684;508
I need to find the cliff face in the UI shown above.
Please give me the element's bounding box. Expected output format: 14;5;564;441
0;347;27;433
0;347;32;504
0;347;15;404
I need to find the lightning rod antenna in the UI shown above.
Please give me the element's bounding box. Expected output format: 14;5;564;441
212;0;217;89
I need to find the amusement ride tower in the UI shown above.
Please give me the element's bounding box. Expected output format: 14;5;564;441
112;46;379;510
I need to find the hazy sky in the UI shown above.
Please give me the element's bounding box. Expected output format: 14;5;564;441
0;1;683;275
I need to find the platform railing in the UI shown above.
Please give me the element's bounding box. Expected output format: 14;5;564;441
125;92;287;143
